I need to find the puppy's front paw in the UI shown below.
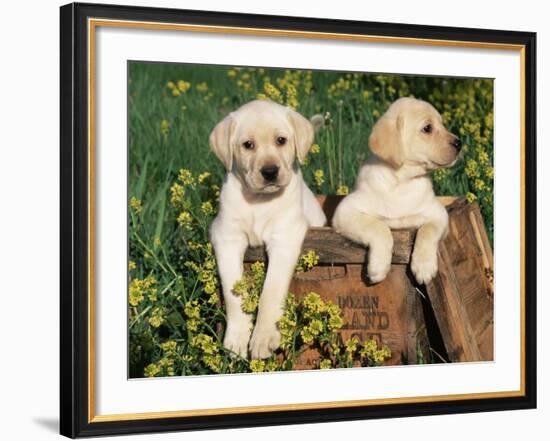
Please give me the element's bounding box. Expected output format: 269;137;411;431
223;320;252;358
249;323;281;360
411;248;438;285
368;257;391;284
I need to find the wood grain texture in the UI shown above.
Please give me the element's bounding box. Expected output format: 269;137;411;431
287;264;428;368
426;201;494;362
244;196;463;265
245;227;415;264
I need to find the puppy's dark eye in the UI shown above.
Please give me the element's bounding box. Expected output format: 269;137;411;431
276;136;287;146
422;124;432;134
242;140;254;150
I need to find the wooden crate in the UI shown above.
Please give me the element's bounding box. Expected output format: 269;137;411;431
243;196;494;367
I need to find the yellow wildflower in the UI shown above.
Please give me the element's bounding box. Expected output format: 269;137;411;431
314;169;324;188
263;82;283;103
178;168;195;186
201;201;214;216
144;363;160;377
249;359;266;372
177;80;191;93
177;211;193;230
129;275;157;307
310;143;320;154
297;250;320;272
466;192;477;203
130;196;142;214
191;333;218;355
465;159;479;178
160;340;178;355
198;171;211;184
149;307;165;328
336;185;349;195
170;182;185;207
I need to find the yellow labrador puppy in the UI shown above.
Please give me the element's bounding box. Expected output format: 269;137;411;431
209;100;327;359
333;97;461;285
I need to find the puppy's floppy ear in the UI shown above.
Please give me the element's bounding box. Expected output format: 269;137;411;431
209;115;236;171
287;108;314;164
368;113;404;168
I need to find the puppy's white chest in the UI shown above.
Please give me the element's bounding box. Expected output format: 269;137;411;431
246;215;268;247
245;205;279;247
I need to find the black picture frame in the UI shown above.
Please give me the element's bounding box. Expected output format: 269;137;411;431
60;2;537;438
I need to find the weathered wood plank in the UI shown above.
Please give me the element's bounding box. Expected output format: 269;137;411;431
425;200;493;362
426;243;483;362
288;264;428;367
244;196;465;265
244;227;415;264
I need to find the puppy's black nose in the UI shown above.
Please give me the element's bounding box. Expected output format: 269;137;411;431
261;165;279;182
450;137;462;151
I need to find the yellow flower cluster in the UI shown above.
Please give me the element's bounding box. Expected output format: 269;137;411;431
300;292;344;344
201;201;214;216
184;300;201;332
359;338;392;366
177;211;193;230
286;84;298;109
296;250;320;272
129;275;157;307
190;333;224;372
160;340;178;355
184;244;219;304
178;168;195;186
130;196;142;214
191;333;218;354
198;171;211;184
149;307;165;328
170;182;185;208
249;358;279;373
167;80;191;96
310;143;320;154
314;169;324;188
145;341;179;377
259;82;283;104
466;192;477;203
144;363;160;377
336;185;349;196
233;262;265;314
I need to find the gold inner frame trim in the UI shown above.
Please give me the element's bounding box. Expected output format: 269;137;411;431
87;17;527;423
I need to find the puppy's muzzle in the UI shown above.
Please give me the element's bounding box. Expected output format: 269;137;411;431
449;136;462;152
261;164;279;182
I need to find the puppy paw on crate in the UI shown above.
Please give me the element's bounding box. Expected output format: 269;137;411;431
367;258;392;284
410;250;439;285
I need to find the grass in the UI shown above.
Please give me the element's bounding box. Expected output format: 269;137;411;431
128;62;494;378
